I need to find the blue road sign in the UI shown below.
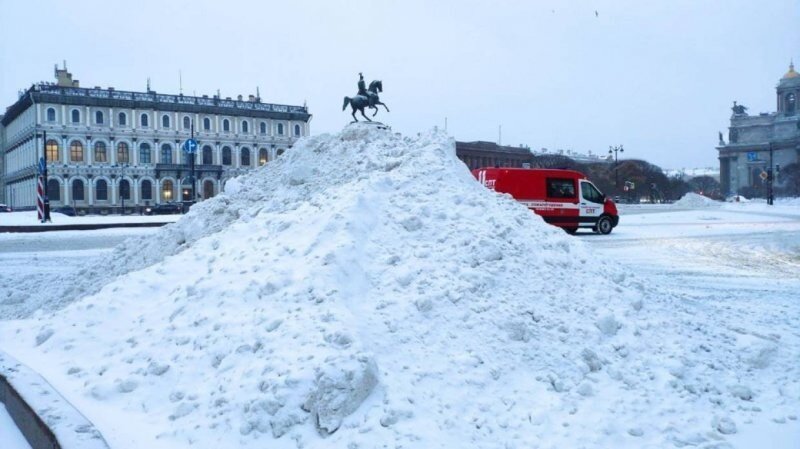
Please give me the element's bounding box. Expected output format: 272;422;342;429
183;138;198;154
38;157;46;174
747;152;758;162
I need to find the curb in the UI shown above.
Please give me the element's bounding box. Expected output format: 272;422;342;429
0;222;171;233
0;351;109;449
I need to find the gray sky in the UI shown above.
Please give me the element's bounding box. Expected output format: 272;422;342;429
1;0;798;169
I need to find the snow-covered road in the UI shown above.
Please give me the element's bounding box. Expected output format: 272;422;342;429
584;204;800;447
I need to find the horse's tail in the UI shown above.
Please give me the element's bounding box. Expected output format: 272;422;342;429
342;96;350;111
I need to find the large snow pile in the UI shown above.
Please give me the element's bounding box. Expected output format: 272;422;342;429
2;124;795;448
674;192;721;208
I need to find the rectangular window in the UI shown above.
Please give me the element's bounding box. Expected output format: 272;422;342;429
546;178;576;199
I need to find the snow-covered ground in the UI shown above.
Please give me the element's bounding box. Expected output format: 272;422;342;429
0;403;32;449
0;211;180;227
0;126;797;448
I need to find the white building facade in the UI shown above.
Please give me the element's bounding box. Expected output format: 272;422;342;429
1;67;312;212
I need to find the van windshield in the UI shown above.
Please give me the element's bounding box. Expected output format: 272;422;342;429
581;181;604;204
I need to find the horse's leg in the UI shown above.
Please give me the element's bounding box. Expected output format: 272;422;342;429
351;106;358;122
379;101;390;112
360;107;372;122
371;105;378;117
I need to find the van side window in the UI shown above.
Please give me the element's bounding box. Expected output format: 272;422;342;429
581;181;604;204
546;178;576;199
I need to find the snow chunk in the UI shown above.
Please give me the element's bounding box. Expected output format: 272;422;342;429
303;355;379;435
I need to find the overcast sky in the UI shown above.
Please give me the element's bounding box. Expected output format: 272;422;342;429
1;0;798;169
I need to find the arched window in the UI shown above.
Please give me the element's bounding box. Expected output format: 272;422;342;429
95;111;104;125
117;142;130;163
161;180;174;202
183;116;191;130
47;179;60;201
241;147;251;166
223;119;230;132
162;115;170;128
203;180;215;199
259;148;268;166
141;113;149;127
202;145;213;165
94;141;107;162
787;93;797;115
119;179;131;200
47;108;56;122
118;112;127;126
139;143;152;164
277;123;284;135
46;140;60;162
294;124;301;136
222;146;232;165
203;117;211;131
72;179;85;201
141;179;153;200
242;121;249;134
96;179;108;201
260;122;267;135
71;109;80;123
160;144;173;164
70;141;84;162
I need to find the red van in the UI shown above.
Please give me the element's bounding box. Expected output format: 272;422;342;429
473;168;619;234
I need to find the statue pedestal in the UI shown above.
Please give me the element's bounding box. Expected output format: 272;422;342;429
348;121;391;131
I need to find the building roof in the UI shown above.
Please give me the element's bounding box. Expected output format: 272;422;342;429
456;140;532;155
2;83;311;126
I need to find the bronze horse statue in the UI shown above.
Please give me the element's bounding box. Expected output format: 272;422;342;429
343;80;390;122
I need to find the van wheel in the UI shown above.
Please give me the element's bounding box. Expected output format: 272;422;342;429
594;216;613;235
563;227;578;235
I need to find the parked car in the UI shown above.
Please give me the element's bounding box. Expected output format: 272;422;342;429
144;203;182;215
51;206;77;216
0;204;11;213
472;167;619;234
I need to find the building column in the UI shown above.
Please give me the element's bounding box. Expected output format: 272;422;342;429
62;136;69;164
87;138;94;165
87;178;94;206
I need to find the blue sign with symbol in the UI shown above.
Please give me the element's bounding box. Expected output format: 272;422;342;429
38;157;46;174
747;152;757;162
183;138;198;154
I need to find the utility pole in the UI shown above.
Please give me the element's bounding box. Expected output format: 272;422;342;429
609;145;624;190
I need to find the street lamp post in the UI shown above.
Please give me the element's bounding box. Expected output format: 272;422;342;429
609;145;624;190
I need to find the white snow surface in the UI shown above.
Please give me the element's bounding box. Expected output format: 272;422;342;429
0;211;179;226
1;124;797;448
674;192;721;208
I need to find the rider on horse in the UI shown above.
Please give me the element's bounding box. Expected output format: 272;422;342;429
357;73;376;108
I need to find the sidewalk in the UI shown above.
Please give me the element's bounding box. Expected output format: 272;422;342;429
0;211;179;233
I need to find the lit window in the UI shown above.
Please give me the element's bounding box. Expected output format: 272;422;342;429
259;148;268;166
46;140;60;162
117;142;130;163
94;142;107;162
70;141;84;162
162;180;174;201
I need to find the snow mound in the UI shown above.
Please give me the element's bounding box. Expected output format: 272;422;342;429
674;192;721;208
6;124;776;448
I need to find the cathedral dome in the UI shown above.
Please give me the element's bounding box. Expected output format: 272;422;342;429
782;61;798;80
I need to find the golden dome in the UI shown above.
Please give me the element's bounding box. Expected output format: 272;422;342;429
783;61;799;79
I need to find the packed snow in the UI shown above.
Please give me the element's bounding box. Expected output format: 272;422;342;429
0;124;798;448
0;211;179;226
673;192;721;208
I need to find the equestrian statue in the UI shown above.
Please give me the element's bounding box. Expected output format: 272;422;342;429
343;73;390;122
